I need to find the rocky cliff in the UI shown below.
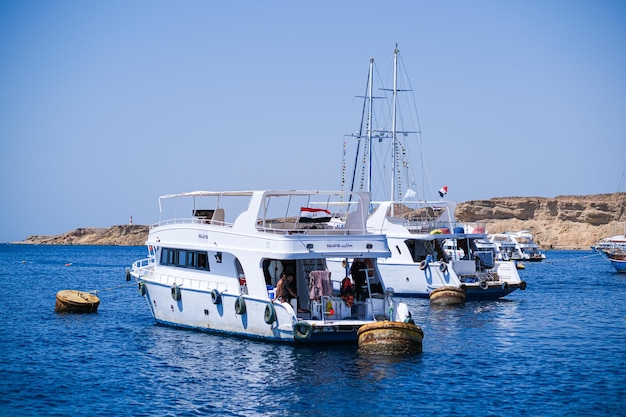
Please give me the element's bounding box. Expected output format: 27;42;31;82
21;225;149;246
18;193;626;249
456;193;625;249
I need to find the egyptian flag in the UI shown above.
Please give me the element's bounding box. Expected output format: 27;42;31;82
299;207;332;223
438;185;448;198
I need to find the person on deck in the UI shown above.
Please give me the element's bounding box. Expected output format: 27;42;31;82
275;273;297;304
340;276;355;307
350;259;367;302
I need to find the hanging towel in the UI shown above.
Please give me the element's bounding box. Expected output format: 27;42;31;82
308;270;332;299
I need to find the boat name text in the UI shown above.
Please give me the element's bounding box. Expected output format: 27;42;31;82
326;243;354;249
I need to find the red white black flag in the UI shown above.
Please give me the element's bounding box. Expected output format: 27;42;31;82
299;207;332;223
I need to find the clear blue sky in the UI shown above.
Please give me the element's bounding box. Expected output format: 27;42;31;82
1;1;625;242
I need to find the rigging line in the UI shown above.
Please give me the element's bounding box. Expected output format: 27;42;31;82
396;48;434;200
617;164;626;193
349;60;373;197
90;282;137;294
398;51;422;197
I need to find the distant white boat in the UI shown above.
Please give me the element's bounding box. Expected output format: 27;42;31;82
489;231;546;262
592;223;626;273
593;223;626;252
129;190;413;344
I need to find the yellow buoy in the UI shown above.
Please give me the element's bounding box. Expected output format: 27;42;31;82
55;290;100;313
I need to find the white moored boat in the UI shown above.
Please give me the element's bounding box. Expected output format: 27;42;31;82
329;46;526;301
360;202;526;300
129;190;413;344
488;231;546;262
592;223;626;273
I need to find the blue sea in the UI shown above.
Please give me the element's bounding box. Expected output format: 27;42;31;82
0;245;624;417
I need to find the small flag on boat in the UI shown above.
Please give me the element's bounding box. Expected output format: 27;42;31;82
438;186;448;198
299;207;332;223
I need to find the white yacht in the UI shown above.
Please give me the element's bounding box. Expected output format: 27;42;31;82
330;46;526;300
129;190;412;344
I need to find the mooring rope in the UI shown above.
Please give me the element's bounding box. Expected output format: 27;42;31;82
90;282;136;294
539;251;603;265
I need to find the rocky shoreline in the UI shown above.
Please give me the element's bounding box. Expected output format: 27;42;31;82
16;193;626;250
19;225;149;246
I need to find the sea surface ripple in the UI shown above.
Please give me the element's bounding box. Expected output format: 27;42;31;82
0;245;624;416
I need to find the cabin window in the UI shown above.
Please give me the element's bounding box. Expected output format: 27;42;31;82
186;251;196;267
160;248;177;265
405;239;430;262
198;253;208;269
177;250;187;267
159;247;210;271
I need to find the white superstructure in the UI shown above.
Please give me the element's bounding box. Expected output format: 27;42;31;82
129;190;411;344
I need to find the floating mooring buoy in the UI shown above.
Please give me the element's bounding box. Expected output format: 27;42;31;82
55;290;100;313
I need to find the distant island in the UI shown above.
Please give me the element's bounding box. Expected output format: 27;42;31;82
19;225;149;246
16;193;626;250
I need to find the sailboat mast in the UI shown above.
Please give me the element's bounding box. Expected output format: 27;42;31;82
391;46;399;202
367;58;374;194
348;60;373;197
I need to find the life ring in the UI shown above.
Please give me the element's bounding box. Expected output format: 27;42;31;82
519;281;527;290
264;303;276;324
502;282;510;291
293;322;312;340
210;289;221;304
235;296;246;314
419;260;428;270
479;280;489;290
171;284;181;301
138;281;147;296
439;262;448;273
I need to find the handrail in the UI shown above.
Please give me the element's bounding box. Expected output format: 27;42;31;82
150;217;368;236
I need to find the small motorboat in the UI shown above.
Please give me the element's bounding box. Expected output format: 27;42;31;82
357;320;424;355
429;286;466;306
55;290;100;313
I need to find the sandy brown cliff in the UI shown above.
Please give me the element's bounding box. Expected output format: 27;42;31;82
18;193;625;249
456;193;625;249
21;225;149;246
